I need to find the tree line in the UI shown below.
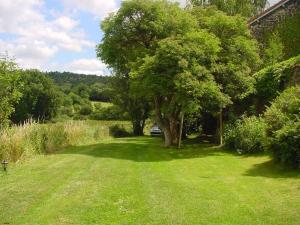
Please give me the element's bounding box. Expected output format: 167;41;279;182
0;59;126;128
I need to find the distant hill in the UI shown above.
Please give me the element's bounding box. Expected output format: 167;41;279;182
46;71;111;86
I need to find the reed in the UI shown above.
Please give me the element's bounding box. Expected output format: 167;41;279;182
0;120;131;162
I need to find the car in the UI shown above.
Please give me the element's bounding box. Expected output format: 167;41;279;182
150;125;162;136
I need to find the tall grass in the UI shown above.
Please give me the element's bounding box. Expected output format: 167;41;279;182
0;120;131;162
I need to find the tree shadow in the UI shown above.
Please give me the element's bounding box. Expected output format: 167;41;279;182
244;160;300;179
59;137;300;178
59;137;223;162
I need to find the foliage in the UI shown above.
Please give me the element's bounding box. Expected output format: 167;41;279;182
73;83;90;99
109;74;150;136
188;0;268;17
0;120;131;162
47;71;110;86
191;7;260;101
90;83;112;102
90;103;129;121
11;70;62;123
260;12;300;61
109;124;132;138
79;103;93;116
263;32;284;66
98;0;196;72
0;58;22;128
264;86;300;168
131;30;227;145
276;12;300;59
224;116;266;154
98;2;260;145
254;54;300;108
97;0;195;136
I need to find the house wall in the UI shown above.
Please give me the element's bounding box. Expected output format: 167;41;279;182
249;0;300;38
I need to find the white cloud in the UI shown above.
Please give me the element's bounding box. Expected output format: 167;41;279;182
0;39;58;69
0;0;96;69
67;58;109;75
54;16;78;30
48;58;110;75
61;0;118;19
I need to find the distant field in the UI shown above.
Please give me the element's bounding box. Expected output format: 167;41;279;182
92;101;113;108
1;137;299;225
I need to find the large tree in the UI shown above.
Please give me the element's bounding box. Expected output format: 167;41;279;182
131;31;229;146
97;0;195;136
191;7;261;144
109;73;150;135
11;70;62;123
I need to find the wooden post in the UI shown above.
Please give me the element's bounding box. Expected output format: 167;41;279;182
178;112;184;149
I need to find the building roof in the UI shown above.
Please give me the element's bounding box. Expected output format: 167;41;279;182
248;0;291;25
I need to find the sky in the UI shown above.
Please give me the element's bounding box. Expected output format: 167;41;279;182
0;0;280;75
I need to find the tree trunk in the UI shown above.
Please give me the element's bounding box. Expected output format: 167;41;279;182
219;108;223;145
163;128;173;147
178;112;184;149
132;119;144;136
153;97;181;147
170;117;179;145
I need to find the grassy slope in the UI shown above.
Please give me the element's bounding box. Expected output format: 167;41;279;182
0;137;299;225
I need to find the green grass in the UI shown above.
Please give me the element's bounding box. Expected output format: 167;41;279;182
1;137;299;225
92;101;113;108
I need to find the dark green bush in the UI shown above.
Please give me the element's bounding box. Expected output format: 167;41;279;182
264;85;300;168
224;116;266;154
109;125;131;138
254;55;300;105
90;105;129;121
79;104;93;115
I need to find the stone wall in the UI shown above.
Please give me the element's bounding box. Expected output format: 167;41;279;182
249;0;300;39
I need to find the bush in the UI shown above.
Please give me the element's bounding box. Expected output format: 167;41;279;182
79;104;93;115
90;105;129;120
264;85;300;168
109;125;131;138
254;55;300;105
224;116;266;154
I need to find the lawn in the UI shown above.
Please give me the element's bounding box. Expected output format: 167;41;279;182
0;137;299;225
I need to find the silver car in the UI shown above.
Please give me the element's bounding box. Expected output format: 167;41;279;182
150;125;162;136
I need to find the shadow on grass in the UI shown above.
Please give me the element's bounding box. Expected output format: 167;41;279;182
59;137;222;162
244;160;300;178
60;137;300;178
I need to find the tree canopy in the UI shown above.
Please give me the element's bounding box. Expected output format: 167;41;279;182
98;0;260;146
97;0;196;136
0;58;22;128
11;70;62;123
188;0;268;17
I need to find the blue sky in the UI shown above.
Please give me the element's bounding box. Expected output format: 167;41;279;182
0;0;280;75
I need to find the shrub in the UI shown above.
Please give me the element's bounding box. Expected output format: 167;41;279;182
264;85;300;168
109;125;131;138
254;55;300;105
224;116;266;154
90;105;129;120
79;104;93;115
